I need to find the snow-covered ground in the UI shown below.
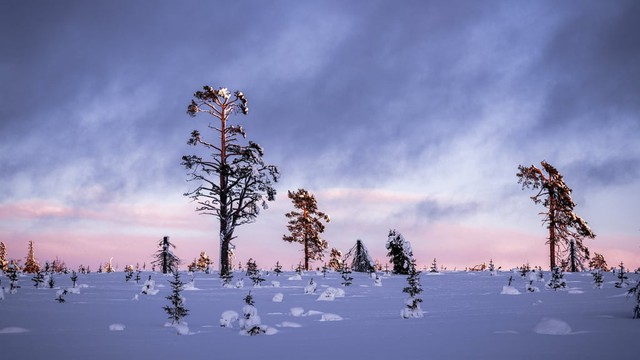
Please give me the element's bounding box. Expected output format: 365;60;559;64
1;270;638;359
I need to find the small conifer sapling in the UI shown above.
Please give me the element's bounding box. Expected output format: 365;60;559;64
615;262;629;288
401;260;424;319
163;269;189;327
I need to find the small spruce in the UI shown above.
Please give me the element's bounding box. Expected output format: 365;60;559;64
615;262;629;288
273;261;282;276
401;260;424;319
341;266;353;287
592;269;604;289
163;269;189;325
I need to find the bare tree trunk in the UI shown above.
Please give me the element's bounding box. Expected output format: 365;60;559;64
548;191;556;270
219;105;229;276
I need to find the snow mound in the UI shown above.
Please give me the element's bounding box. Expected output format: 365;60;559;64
235;279;244;289
290;307;305;317
278;321;302;328
183;280;199;291
568;289;584;294
317;287;345;301
306;310;323;316
533;318;572;335
288;274;302;281
165;321;190;335
272;293;284;302
108;323;125;331
0;327;28;334
66;287;81;294
320;313;343;321
500;286;521;295
220;310;239;328
271;281;280;288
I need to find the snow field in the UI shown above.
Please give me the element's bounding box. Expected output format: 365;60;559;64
0;270;638;359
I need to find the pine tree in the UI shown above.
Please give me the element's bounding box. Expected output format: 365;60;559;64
401;260;424;319
517;161;595;270
23;241;41;274
614;262;629;288
196;251;212;272
7;266;20;294
386;229;413;275
592;269;604;289
273;261;282;276
341;266;353;287
283;189;331;270
588;253;609;271
245;258;264;287
163;269;189;325
327;248;343;271
152;236;180;274
430;258;439;273
345;240;375;273
183;86;279;277
0;241;8;272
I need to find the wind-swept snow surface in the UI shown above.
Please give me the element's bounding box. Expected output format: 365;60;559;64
0;271;638;358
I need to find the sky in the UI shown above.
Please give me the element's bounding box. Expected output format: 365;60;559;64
1;0;638;272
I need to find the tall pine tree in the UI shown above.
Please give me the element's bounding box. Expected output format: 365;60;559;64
183;86;279;276
283;189;331;270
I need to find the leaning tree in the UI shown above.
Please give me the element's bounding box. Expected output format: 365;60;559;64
283;188;331;271
183;86;279;276
344;239;375;273
517;161;595;271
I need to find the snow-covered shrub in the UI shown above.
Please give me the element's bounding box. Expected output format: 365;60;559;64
55;289;67;303
373;274;382;287
501;276;521;295
220;310;239;328
304;278;317;294
401;260;423;319
317;287;345;301
141;275;159;295
526;280;540;293
239;292;275;335
488;259;497;276
547;267;567;290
